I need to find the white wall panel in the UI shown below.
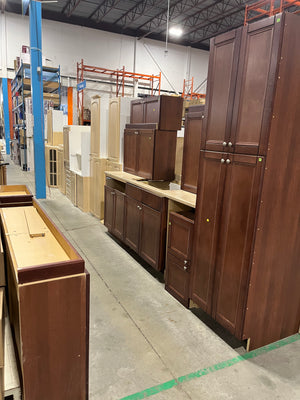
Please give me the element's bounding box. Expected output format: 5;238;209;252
3;12;209;93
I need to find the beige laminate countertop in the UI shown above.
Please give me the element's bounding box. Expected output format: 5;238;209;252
105;171;196;208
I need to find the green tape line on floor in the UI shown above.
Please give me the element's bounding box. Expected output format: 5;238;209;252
120;334;300;400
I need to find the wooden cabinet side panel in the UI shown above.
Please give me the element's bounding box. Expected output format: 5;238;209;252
190;151;226;312
19;274;87;400
243;13;300;350
181;112;203;193
213;155;264;338
160;96;183;131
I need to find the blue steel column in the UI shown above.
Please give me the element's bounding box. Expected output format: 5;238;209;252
2;78;11;155
29;0;46;199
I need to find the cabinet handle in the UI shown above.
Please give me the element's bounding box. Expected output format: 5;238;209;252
228;142;233;147
222;142;227;147
134;131;139;135
137;205;142;210
184;266;188;271
184;260;188;264
221;158;225;163
226;159;231;164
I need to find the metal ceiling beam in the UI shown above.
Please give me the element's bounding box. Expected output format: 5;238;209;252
136;0;212;31
181;0;249;37
62;0;82;18
191;9;246;43
114;0;161;27
89;0;121;22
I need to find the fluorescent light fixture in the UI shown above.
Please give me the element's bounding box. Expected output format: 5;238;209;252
169;27;183;37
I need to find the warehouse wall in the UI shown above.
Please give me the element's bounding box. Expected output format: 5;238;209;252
0;12;209;94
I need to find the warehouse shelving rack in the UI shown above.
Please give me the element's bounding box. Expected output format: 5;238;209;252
76;59;161;125
11;62;61;170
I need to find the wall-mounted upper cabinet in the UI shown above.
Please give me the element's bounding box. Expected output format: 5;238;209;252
124;127;177;181
130;96;183;131
202;15;285;156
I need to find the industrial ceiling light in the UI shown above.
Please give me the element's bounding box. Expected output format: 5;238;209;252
169;27;183;37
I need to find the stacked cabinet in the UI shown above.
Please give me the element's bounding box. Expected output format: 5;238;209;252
191;13;300;349
124;95;183;181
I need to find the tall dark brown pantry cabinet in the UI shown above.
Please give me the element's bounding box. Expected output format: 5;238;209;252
191;12;300;350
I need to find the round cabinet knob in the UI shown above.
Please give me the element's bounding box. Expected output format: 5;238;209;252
134;131;139;135
184;260;188;264
201;115;205;119
228;142;233;147
222;142;227;147
184;266;188;271
226;159;231;164
221;158;225;163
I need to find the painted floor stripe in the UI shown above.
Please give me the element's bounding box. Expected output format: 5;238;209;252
120;334;300;400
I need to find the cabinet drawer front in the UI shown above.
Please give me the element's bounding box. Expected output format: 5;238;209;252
125;183;142;202
142;190;163;211
168;212;194;260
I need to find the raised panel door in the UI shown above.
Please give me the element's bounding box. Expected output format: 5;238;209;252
202;29;242;152
124;196;141;253
108;98;120;159
104;186;115;232
213;154;264;338
137;130;155;179
139;204;161;270
190;151;226;313
113;191;125;241
144;98;160;125
230;17;283;155
123;129;138;175
168;212;194;261
131;101;144;124
165;252;190;307
181;111;204;193
90;96;101;156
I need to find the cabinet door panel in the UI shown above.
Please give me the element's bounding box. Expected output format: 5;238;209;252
137;130;154;179
165;252;190;307
213;154;264;338
181;112;203;193
104;186;114;232
144;98;160;124
139;205;161;270
190;151;226;312
113;191;125;241
124;196;141;253
131;101;144;124
231;19;282;155
202;29;242;152
124;130;137;174
168;212;194;261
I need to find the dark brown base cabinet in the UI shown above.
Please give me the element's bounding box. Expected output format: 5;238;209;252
105;181;167;272
165;211;194;307
124;127;177;181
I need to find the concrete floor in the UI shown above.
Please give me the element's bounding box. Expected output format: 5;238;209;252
5;160;300;400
